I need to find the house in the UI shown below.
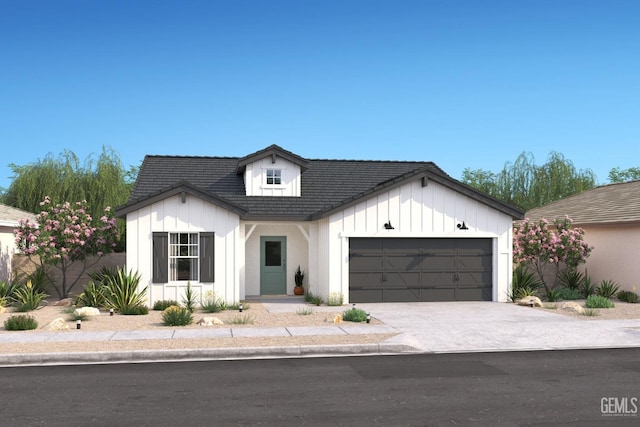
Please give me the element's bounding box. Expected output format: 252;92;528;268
525;180;640;292
0;203;36;282
116;145;524;306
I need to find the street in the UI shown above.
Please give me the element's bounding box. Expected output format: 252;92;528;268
2;349;639;426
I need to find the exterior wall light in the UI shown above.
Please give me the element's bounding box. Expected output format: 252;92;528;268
457;221;469;230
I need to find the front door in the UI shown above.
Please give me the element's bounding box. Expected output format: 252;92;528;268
260;236;287;295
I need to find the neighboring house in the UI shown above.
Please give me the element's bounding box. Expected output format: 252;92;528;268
0;203;35;282
525;180;640;292
116;145;524;306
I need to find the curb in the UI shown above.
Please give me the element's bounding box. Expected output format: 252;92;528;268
0;343;421;367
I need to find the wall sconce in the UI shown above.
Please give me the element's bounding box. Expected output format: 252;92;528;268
457;221;469;230
384;221;394;230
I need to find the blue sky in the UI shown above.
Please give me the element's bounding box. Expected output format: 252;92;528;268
1;0;638;191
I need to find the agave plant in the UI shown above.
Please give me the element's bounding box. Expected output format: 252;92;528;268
102;268;148;312
510;265;543;301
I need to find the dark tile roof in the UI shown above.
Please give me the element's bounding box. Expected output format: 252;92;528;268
118;146;524;221
525;180;640;225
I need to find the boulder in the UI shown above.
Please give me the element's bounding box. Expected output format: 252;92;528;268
560;301;586;314
74;307;101;317
42;317;70;331
51;298;74;307
516;296;543;307
197;316;224;326
325;314;343;324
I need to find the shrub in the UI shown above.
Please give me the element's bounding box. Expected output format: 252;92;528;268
305;292;323;306
510;266;542;301
596;280;620;298
227;302;249;311
162;305;193;326
0;280;19;301
585;295;615;309
103;268;148;313
580;274;597;298
582;308;599;317
545;288;562;302
120;304;149;315
182;282;198;313
12;281;48;312
225;314;255;325
4;314;38;331
559;269;585;291
342;307;368;322
617;291;639;304
75;281;107;308
200;292;226;313
556;287;582;300
153;300;179;311
327;292;344;306
69;311;89;322
296;307;313;315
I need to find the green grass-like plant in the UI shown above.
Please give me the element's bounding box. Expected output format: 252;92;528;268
153;299;179;311
120;304;149;315
545;288;561;302
585;295;615;309
596;280;620;299
327;292;344;306
342;307;368;322
558;269;585;291
557;287;582;301
580;275;597;298
296;306;314;315
162;305;193;326
617;290;639;304
182;282;198;313
4;314;38;330
103;268;148;313
582;308;599;317
226;302;249;311
225;314;255;325
12;281;48;312
0;280;19;301
305;292;323;306
200;293;226;313
75;281;107;308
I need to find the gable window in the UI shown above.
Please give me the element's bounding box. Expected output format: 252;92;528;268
266;169;281;185
152;232;215;283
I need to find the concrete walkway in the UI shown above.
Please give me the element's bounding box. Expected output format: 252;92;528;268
1;300;640;366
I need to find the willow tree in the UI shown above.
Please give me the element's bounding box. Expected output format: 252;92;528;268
461;151;596;211
4;147;136;250
608;167;640;183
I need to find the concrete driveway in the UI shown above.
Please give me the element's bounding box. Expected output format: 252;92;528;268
353;301;640;353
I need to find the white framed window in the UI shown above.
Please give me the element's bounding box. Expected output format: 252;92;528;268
169;233;199;281
266;169;282;185
153;232;215;284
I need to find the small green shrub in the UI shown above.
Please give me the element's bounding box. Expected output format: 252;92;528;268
305;292;323;306
557;287;582;301
201;293;226;313
342;307;368;322
153;299;179;311
4;314;38;331
225;314;255;325
580;275;597;298
296;307;313;315
545;288;561;302
162;305;193;326
596;280;620;298
226;302;249;311
69;312;90;322
510;266;542;301
75;281;107;308
559;269;585;291
182;282;198;313
617;290;639;304
120;304;149;315
13;281;48;312
582;308;599;317
327;292;344;306
585;295;615;309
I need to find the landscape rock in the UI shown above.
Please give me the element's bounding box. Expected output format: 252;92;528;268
197;316;224;326
42;317;70;331
74;307;101;317
0;305;5;314
51;298;74;307
560;301;586;314
516;296;543;307
325;314;343;324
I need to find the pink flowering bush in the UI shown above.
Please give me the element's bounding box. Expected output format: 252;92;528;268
513;216;592;293
14;196;119;299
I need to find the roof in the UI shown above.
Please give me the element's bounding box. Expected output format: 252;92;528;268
0;203;36;227
117;145;524;221
525;180;640;225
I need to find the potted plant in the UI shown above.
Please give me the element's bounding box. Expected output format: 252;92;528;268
294;266;305;295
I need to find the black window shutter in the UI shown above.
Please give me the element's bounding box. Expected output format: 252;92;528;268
200;232;215;283
152;232;168;283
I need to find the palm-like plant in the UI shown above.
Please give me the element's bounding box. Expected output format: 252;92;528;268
103;268;148;312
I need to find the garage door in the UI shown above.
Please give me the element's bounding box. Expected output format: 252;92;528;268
349;238;493;303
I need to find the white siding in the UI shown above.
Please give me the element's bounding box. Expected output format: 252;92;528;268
125;193;241;306
314;178;514;302
0;226;19;282
243;157;301;197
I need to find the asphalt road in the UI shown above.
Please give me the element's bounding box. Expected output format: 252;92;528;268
2;349;640;426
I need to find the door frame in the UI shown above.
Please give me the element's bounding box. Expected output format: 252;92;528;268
260;236;287;295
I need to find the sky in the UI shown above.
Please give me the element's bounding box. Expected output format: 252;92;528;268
1;0;638;191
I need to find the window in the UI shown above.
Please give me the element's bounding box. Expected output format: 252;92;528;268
152;232;214;283
266;169;281;185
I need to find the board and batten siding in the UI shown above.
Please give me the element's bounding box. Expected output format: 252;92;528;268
125;193;241;306
313;178;514;302
243;157;302;197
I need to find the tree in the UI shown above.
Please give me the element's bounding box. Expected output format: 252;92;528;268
14;197;119;299
608;167;640;183
3;146;137;250
462;151;596;211
513;216;592;295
